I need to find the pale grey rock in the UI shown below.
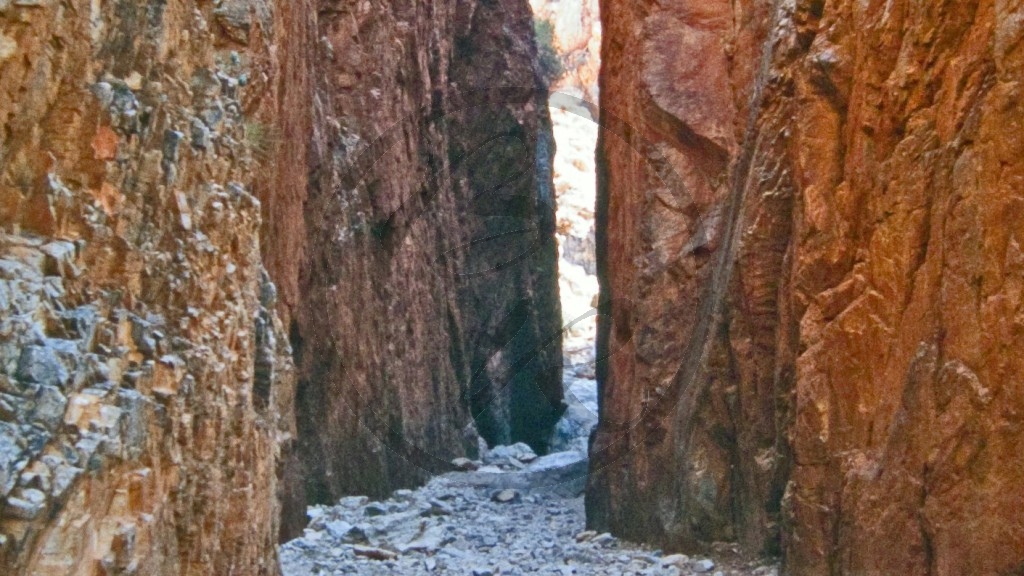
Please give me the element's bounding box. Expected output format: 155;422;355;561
661;553;690;567
692;558;716;573
31;385;66;430
324;520;354;540
575;530;597;542
352;545;397;561
338;495;369;508
484;442;536;466
5;487;45;519
0;421;25;496
277;421;772;576
50;463;81;499
490;488;521;504
452;457;479;471
527;450;586;472
40;241;77;277
16;345;68;389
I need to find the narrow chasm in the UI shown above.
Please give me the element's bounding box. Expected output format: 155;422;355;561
5;0;1018;574
277;2;775;575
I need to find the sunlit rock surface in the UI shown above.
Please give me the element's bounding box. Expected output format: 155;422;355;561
590;1;1024;574
0;1;301;572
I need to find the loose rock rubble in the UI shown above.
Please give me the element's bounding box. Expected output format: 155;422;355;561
279;452;778;576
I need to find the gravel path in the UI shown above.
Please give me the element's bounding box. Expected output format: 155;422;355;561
278;461;778;576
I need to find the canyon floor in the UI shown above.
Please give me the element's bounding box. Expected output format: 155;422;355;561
278;460;779;576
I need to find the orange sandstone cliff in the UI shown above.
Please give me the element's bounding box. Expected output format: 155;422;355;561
589;1;1024;574
0;0;302;572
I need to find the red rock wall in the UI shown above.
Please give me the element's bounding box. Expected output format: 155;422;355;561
1;0;561;566
590;0;1024;573
588;0;777;555
0;0;559;569
280;0;562;535
0;0;302;573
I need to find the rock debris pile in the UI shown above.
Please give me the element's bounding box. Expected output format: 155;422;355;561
280;444;778;576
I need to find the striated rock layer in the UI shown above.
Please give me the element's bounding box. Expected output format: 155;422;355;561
279;0;563;537
0;0;301;573
589;0;1024;574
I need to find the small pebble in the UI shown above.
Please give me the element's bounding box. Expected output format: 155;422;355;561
490;489;522;504
452;457;479;471
363;502;388;517
352;545;397;561
661;553;690;567
575;530;597;542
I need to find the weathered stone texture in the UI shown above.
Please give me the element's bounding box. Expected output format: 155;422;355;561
449;0;564;454
0;0;299;573
590;0;1024;574
1;0;562;563
281;0;562;536
588;0;776;556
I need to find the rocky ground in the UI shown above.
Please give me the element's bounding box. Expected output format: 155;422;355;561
279;443;779;576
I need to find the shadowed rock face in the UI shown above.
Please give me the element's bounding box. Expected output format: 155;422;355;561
0;0;560;569
279;0;562;538
448;0;564;453
589;0;1024;574
0;0;302;573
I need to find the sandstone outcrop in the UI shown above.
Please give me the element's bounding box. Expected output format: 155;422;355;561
276;0;562;536
0;0;300;573
589;1;1024;574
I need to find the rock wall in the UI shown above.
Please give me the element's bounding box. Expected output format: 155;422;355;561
529;0;601;105
281;0;562;536
449;0;564;452
1;0;563;562
589;0;1024;574
0;0;301;573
